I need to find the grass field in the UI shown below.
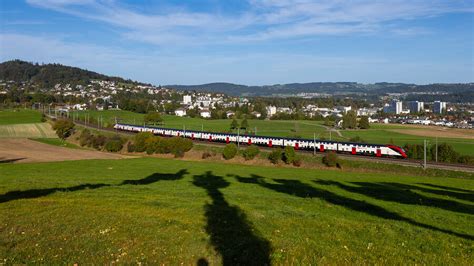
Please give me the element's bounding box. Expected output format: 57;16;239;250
29;138;82;149
71;110;474;156
0;123;57;138
0;109;42;125
0;157;473;264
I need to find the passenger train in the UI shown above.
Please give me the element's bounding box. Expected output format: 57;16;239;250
114;123;407;159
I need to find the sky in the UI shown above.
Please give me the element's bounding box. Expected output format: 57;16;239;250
0;0;473;85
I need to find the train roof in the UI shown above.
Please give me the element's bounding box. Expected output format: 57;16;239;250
115;123;390;148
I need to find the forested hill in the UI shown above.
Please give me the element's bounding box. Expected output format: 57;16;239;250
168;82;474;97
0;60;147;88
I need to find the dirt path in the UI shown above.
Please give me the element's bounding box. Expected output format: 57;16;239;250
0;138;131;164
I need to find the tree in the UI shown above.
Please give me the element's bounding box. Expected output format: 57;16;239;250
230;118;239;130
282;145;296;164
342;111;357;129
322;152;340;167
104;135;124;152
144;112;163;125
223;143;238;160
52;119;75;139
242;145;260;160
268;148;282;164
359;116;370;129
240;117;249;130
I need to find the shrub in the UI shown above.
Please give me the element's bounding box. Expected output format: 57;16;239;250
155;138;172;154
127;141;135;152
242;145;260;160
145;136;161;154
458;155;474;165
293;155;302;167
104;135;124;152
91;135;107;150
53;119;75;139
268;148;282;164
322;152;340;167
223;143;238;160
202;151;213;159
144;112;163;125
282;145;296;164
134;132;154;152
79;129;93;147
169;137;193;158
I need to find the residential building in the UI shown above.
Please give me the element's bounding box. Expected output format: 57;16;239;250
408;101;424;113
433;101;446;114
266;106;277;117
183;95;192;105
200;109;211;118
384;100;403;114
174;108;186;117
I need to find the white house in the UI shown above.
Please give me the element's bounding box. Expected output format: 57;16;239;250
266;106;277;117
175;108;186;117
226;111;235;118
183;95;192;105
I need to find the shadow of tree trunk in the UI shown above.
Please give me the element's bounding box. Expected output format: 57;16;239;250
193;171;271;265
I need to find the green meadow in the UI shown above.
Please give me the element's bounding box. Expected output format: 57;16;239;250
71;110;474;155
0;109;43;125
0;157;473;264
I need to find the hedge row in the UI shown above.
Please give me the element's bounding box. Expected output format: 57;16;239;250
128;132;193;158
78;129;125;152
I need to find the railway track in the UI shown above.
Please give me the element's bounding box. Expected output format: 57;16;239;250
64;117;474;173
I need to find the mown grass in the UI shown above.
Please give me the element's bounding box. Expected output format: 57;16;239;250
71;110;474;155
0;109;42;125
0;123;56;138
29;138;82;149
0;158;472;264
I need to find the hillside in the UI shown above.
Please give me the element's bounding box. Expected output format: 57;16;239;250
168;82;474;98
0;60;147;88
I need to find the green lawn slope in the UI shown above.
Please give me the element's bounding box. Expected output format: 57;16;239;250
1;158;472;264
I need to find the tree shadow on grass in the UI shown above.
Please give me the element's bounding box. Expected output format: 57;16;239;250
234;175;473;241
121;169;188;185
314;180;474;215
417;183;474;194
0;183;110;203
193;171;271;266
0;169;188;204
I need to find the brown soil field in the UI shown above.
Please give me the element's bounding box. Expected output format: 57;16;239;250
0;138;130;163
389;127;474;139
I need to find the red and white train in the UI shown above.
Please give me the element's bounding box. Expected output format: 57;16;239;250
114;123;407;159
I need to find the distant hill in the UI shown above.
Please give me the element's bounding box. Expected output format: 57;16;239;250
0;60;147;88
168;81;474;97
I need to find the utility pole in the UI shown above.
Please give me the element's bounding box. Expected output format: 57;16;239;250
237;128;240;150
423;139;427;169
313;132;316;156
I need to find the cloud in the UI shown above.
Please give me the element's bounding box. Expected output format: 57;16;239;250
24;0;473;45
2;32;472;85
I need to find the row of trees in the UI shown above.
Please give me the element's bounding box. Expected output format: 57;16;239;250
341;111;370;129
403;143;473;164
128;132;193;157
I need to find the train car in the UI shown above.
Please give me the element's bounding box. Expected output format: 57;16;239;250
113;123;407;159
